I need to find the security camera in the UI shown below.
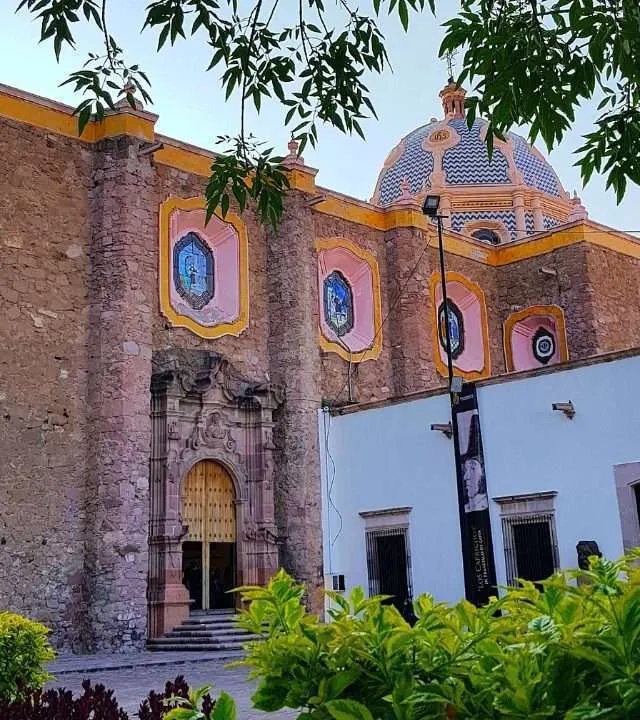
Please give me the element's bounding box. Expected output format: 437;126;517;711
552;401;575;419
430;422;453;438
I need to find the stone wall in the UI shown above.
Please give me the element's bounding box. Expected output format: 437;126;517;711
584;245;640;353
0;118;92;650
495;244;598;362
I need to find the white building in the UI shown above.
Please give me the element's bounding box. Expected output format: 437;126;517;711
319;349;640;608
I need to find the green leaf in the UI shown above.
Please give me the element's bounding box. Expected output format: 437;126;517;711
211;691;236;720
164;709;201;720
325;700;375;720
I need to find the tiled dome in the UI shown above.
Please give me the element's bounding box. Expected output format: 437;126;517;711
372;83;565;210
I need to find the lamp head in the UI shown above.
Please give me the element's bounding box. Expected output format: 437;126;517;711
422;194;441;217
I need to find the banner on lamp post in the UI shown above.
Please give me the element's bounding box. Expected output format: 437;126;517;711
451;383;498;606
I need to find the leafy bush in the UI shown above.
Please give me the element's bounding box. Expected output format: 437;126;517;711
237;554;640;719
138;675;235;720
0;680;127;720
0;676;236;720
0;612;55;701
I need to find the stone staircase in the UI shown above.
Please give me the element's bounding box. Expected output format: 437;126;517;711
147;609;262;653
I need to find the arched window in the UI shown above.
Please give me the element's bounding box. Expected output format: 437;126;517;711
471;228;502;245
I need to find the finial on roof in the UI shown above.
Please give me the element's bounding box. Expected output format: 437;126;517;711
115;81;144;111
445;50;457;83
569;191;588;221
283;133;304;167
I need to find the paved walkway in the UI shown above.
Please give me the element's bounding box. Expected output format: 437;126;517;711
47;653;297;719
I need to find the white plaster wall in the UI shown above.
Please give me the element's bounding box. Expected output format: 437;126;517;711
320;354;640;604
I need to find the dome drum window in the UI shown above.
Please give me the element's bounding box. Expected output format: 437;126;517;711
471;228;502;245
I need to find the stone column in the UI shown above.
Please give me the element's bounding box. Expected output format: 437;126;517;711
148;369;191;639
513;191;526;240
85;131;156;651
384;222;439;395
267;189;324;611
532;195;544;232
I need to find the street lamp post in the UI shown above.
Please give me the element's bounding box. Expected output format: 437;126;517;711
422;194;455;393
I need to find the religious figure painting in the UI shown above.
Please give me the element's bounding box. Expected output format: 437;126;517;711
323;271;354;336
173;232;214;311
438;299;465;359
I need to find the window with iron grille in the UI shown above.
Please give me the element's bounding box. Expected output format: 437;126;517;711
494;492;559;587
364;526;413;613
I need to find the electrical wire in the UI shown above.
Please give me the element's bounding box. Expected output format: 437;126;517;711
322;408;343;562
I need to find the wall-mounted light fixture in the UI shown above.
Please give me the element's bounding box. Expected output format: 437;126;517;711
431;422;453;439
552;401;575;419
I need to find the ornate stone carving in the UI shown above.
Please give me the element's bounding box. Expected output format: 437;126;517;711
243;522;282;545
189;410;237;453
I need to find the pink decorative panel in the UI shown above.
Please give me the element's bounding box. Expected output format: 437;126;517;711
505;307;568;372
317;241;381;361
432;273;490;379
168;206;240;328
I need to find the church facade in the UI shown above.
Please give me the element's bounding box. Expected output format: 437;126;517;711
1;79;640;652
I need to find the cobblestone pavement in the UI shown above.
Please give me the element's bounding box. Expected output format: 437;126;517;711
47;654;298;719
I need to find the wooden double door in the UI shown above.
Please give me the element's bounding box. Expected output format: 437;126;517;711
181;460;237;611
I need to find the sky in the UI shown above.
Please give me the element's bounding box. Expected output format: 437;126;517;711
1;0;638;232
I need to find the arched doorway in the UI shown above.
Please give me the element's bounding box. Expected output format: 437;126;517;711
180;460;236;611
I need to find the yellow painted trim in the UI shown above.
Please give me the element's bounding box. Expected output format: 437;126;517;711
158;196;249;339
503;304;569;372
0;90;155;142
154;144;213;176
5;87;640;271
288;167;317;192
315;237;383;363
429;271;491;381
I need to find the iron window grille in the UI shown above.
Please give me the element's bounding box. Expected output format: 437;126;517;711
501;511;560;587
364;526;413;607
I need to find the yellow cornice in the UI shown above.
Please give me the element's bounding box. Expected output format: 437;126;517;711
3;84;640;269
0;84;156;142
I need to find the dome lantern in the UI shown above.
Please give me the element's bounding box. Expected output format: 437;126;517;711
439;81;466;119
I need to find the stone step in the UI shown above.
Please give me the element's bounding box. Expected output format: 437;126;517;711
148;637;252;650
181;619;240;629
181;615;241;626
147;641;246;653
168;628;258;639
153;634;260;645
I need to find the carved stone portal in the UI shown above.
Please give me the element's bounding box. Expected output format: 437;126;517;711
148;349;284;638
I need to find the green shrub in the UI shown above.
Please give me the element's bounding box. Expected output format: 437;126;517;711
237;552;640;719
0;612;55;701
